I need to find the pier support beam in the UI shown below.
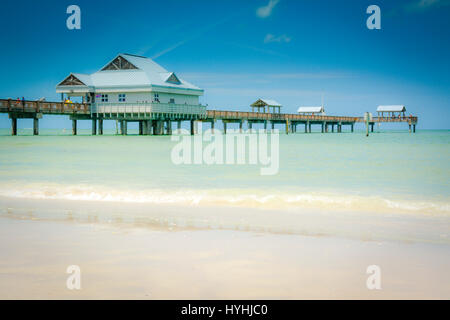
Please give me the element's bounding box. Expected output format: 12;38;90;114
370;123;374;133
305;122;308;133
98;119;103;135
409;124;411;133
351;123;354;132
264;121;267;133
413;124;416;133
123;121;128;135
239;121;243;133
72;119;77;135
309;122;312;133
321;122;324;133
190;120;195;135
120;120;126;135
331;124;334;133
248;122;253;133
33;118;39;135
286;120;290;135
139;121;143;135
142;120;148;135
156;121;163;135
11;117;17;136
167;121;172;135
211;120;215;134
177;121;181;134
91;119;97;135
223;121;227;134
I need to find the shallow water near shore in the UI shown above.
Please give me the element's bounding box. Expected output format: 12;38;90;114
0;129;449;298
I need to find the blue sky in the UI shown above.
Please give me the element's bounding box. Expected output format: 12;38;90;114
0;0;449;129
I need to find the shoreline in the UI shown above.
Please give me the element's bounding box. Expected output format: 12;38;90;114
1;195;449;245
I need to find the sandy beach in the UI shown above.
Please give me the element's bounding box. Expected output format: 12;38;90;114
0;196;449;299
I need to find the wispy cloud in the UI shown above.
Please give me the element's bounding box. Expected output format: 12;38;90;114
263;33;291;44
406;0;450;11
256;0;280;18
387;0;450;15
151;12;243;59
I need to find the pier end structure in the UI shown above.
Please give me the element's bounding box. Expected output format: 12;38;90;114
55;53;206;135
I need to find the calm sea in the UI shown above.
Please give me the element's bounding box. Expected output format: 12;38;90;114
0;128;449;216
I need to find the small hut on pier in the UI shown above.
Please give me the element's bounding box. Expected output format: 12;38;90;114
251;99;282;113
297;106;325;115
376;105;406;118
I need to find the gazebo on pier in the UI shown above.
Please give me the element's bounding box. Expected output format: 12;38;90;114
377;105;406;118
251;99;282;113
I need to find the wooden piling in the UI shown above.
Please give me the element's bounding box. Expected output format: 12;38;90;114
139;121;143;135
142;120;147;135
98;119;103;135
190;120;195;135
72;119;77;135
92;119;97;135
11;117;17;136
223;121;227;134
33;118;39;135
120;120;124;135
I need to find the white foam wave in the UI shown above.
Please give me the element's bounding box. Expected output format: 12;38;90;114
0;183;448;216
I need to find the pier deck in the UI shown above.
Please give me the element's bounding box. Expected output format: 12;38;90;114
0;99;418;135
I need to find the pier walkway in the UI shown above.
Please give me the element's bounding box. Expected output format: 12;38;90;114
0;99;418;135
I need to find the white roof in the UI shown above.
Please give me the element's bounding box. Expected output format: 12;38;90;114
377;105;406;112
297;106;324;113
57;53;202;93
260;99;282;107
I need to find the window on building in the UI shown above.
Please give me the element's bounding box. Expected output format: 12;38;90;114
118;94;126;102
153;93;160;102
169;98;175;104
101;94;108;102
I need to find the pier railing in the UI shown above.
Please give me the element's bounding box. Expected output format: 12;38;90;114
207;110;359;123
92;102;207;116
0;99;89;114
206;110;417;124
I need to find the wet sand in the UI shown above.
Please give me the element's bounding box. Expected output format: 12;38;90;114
0;197;449;299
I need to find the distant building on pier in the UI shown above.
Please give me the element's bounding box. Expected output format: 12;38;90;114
251;99;282;113
297;106;325;115
376;105;406;118
56;53;204;115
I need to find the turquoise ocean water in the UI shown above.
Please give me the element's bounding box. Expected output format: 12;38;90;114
0;128;449;215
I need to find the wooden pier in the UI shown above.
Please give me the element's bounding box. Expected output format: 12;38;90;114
0;98;418;136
